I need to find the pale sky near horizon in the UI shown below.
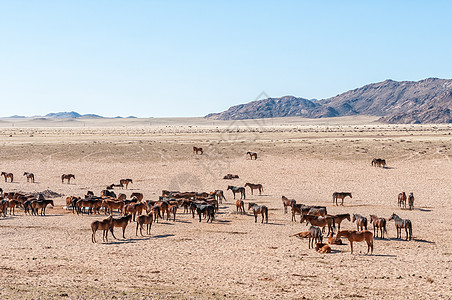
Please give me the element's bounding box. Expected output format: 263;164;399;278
1;1;451;117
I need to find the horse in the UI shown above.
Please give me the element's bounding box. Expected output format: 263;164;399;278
398;192;407;208
227;186;246;199
212;190;226;203
23;172;35;183
91;216;113;243
308;207;327;217
408;193;414;210
1;172;13;182
101;190;116;198
248;203;268;223
301;214;335;236
330;214;351;231
246;151;257;160
291;204;310;222
332;192;352;206
223;174;239;180
281;196;296;214
236;199;245;214
193;146;203;155
130;192;144;202
336;230;373;254
102;200;124;215
136;213;153;236
196;204;215;222
369;215;387;238
389;213;412;240
245;183;263;195
308;226;322;249
124;202;146;221
31;200;54;216
167;203;178;221
371;158;386;167
6;199;21;215
119;179;133;189
352;214;368;231
110;214;133;239
61;174;75;184
23;200;33;215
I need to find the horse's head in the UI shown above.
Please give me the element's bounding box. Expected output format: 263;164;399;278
227;186;233;190
349;193;353;198
389;213;396;221
248;203;255;210
352;214;357;222
49;200;54;206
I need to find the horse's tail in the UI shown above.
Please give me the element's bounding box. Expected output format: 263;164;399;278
11;174;13;182
383;220;387;234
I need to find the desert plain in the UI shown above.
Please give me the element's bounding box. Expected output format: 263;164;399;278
0;116;451;299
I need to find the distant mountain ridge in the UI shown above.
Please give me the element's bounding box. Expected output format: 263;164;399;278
6;111;137;119
206;78;452;123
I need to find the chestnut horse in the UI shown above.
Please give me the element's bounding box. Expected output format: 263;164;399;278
136;213;153;236
248;202;268;223
61;174;75;184
193;146;203;155
23;172;35;183
332;192;352;206
369;215;387;238
236;199;245;214
336;230;373;254
1;172;13;182
119;179;133;189
352;214;367;231
246;151;257;160
91;216;113;243
389;213;412;241
6;199;21;215
398;192;407;208
245;183;263;195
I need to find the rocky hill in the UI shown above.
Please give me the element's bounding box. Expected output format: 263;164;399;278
206;78;452;123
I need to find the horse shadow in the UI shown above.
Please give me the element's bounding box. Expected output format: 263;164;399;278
152;234;175;239
155;222;175;226
383;166;395;169
174;220;192;224
414;238;435;244
107;239;139;245
370;254;397;257
266;222;285;226
215;219;232;223
416;208;433;212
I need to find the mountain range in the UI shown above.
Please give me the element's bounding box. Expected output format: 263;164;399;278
7;111;137;119
206;78;452;123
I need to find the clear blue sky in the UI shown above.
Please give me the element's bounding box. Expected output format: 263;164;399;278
1;1;451;117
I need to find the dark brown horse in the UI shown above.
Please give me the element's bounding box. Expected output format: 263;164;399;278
110;214;133;239
1;172;13;182
119;179;133;189
352;213;367;231
248;203;268;223
246;151;257;160
61;174;75;184
331;213;351;231
369;215;387;238
371;158;386;167
31;200;54;216
389;213;412;240
291;204;310;222
301;214;335;236
398;192;407;208
23;172;35;183
408;193;414;210
136;213;153;236
130;192;144;202
223;174;239;180
336;230;373;254
332;192;352;206
236;199;245;214
193;146;203;155
245;183;263;195
227;186;246;199
6;199;21;215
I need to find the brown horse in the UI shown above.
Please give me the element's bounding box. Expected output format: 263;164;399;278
23;172;35;183
282;195;296;214
291;204;310;222
223;174;239;180
236;199;245;214
91;216;113;243
371;158;386;167
408;193;414;210
6;199;21;215
61;174;75;184
1;172;13;182
308;207;327;217
332;192;352;206
301;214;335;237
245;183;263;195
398;192;407;208
136;213;153;236
102;200;125;215
212;190;226;203
331;213;351;231
336;230;373;254
167;203;178;221
246;151;257;160
124;202;146;221
193;146;203;155
130;192;144;202
227;186;246;199
119;179;133;189
110;214;132;239
389;213;412;241
248;202;268;223
31;200;54;216
369;215;387;238
352;214;368;231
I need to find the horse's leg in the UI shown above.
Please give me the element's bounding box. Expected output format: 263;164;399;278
350;241;353;254
136;222;139;236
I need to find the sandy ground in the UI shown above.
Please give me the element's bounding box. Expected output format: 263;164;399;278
0;117;451;299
